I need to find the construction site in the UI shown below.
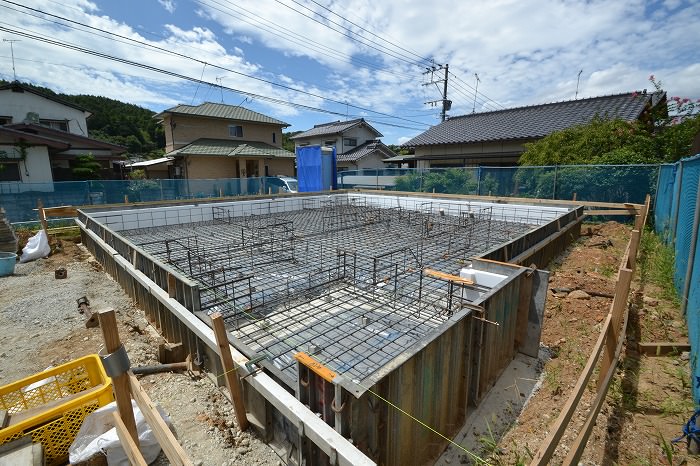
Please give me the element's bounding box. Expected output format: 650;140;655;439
69;190;585;465
3;186;695;466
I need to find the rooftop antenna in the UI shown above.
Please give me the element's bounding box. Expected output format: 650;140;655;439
3;39;20;81
472;73;480;113
575;69;583;99
215;76;225;103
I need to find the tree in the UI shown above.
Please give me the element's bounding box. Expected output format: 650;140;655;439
72;154;103;180
394;168;478;194
519;76;700;166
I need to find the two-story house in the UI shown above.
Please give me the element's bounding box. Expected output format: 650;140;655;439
291;118;395;171
155;102;296;179
0;82;125;183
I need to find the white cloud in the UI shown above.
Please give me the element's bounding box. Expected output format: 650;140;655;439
1;0;698;133
158;0;176;14
396;136;412;145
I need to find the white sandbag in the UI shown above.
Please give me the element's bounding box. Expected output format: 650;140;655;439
19;229;50;263
68;399;171;465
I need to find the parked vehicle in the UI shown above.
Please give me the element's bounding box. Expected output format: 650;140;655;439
268;176;298;193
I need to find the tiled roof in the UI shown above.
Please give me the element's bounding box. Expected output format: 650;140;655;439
4;123;126;153
171;138;295;158
291;118;383;139
402;92;664;147
156;102;289;126
336;139;395;162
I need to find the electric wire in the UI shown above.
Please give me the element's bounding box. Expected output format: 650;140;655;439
0;4;430;128
0;24;428;130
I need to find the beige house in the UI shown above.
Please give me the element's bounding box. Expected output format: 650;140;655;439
155;102;295;180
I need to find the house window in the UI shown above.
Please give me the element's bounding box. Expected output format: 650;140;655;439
0;162;21;181
272;132;276;143
324;140;336;146
343;138;357;147
229;125;244;138
0;116;11;125
39;119;69;131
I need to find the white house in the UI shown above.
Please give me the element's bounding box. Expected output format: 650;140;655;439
291;118;395;170
0;82;125;184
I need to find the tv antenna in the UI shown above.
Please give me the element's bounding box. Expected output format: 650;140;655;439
215;76;225;103
575;69;583;99
3;39;20;81
472;73;480;113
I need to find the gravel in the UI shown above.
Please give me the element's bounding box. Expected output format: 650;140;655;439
0;244;281;465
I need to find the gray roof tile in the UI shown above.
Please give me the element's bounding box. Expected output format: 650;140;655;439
171;138;295;158
402;92;663;147
336;139;395;162
157;102;289;126
291;118;382;139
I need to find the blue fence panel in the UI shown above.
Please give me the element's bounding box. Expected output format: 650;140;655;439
673;158;700;296
654;165;677;238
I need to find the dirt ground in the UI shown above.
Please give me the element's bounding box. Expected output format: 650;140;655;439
0;233;281;465
2;222;698;466
494;222;698;466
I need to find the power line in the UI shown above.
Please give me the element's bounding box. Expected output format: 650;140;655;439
0;2;429;128
303;0;435;66
272;0;427;68
0;24;428;131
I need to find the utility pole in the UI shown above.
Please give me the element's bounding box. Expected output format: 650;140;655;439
3;39;20;81
423;63;451;122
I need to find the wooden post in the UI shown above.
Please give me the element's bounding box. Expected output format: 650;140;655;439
124;195;129;204
37;199;48;234
597;268;632;390
211;312;249;431
98;308;139;445
572;192;577;201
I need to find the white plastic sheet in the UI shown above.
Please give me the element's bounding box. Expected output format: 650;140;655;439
19;229;50;263
69;400;171;465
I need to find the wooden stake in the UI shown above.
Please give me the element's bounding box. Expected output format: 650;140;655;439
113;412;147;466
98;308;139;446
211;312;249;431
128;373;192;466
37;199;48;235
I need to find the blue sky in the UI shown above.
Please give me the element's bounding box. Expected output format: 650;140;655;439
1;0;699;144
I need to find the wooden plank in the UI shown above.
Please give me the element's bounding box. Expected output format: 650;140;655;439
597;268;632;390
530;313;612;465
112;411;148;466
563;291;632;465
211;313;249;431
128;373;193;466
585;209;638;216
638;342;691;356
626;230;641;270
423;268;474;285
98;308;139;446
514;272;533;352
42;206;78;217
294;352;338;383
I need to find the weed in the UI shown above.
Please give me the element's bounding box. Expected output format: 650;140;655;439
639;229;680;304
599;263;617;278
657;429;675;465
544;364;562;395
478;419;498;458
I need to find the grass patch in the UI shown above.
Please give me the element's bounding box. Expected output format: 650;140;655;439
639;229;680;304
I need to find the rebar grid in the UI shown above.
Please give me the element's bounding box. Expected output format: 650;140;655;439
120;198;535;384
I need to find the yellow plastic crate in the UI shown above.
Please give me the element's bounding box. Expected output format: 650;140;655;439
0;354;113;465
